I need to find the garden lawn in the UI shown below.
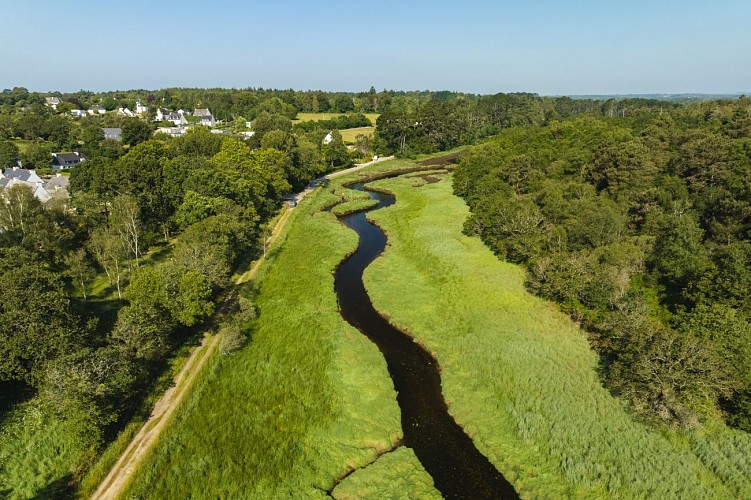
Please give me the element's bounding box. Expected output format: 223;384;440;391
362;173;751;498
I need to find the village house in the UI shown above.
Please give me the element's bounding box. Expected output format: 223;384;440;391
116;107;136;118
45;96;61;109
135;99;149;115
194;108;215;127
0;167;51;202
156;108;188;126
44;173;70;200
156;126;187;138
70;109;87;118
51;152;86;171
102;128;122;141
88;104;106;115
200;114;216;127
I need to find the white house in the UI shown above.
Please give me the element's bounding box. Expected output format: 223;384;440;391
116;108;135;118
156;127;187;138
135;99;149;115
323;132;334;145
167;112;187;126
200;114;215;127
88;105;106;115
70;109;87;118
45;97;61;109
51;152;86;171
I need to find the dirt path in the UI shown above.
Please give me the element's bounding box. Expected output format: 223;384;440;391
90;156;393;500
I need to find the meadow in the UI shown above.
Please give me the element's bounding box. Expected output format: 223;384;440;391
339;126;375;143
362;172;751;498
292;112;379;125
121;163;439;497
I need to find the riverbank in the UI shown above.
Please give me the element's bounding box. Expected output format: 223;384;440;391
121;158;441;498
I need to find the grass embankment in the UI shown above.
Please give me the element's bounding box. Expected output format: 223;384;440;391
331;447;440;499
362;173;751;498
331;198;378;217
121;164;437;497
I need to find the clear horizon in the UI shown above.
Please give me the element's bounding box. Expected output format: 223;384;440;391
2;0;750;95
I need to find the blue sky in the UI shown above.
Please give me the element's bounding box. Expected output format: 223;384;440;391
1;0;749;95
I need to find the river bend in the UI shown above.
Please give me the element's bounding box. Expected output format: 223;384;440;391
333;181;518;499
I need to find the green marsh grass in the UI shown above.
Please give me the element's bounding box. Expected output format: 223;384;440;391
331;198;378;216
331;447;440;499
0;401;85;498
123;175;419;497
362;173;751;498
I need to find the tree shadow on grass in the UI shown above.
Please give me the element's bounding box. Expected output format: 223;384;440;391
32;473;74;499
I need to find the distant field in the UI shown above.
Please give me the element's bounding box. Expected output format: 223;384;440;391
362;173;751;498
10;138;53;153
340;126;375;143
293;112;380;125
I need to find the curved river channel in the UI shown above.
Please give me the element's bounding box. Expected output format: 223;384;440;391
334;181;518;499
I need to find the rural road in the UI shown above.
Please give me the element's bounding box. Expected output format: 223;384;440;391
90;155;393;500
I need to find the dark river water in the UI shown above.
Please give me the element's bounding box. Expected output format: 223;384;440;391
333;182;518;499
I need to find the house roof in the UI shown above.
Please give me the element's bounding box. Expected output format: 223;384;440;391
194;108;211;117
51;152;86;165
3;168;40;183
102;128;122;141
45;174;69;191
88;104;105;110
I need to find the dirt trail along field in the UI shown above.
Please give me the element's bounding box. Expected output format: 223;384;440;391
90;156;393;500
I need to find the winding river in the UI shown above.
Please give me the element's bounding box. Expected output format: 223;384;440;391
334;180;518;499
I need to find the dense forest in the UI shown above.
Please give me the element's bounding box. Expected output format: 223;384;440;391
454;98;751;430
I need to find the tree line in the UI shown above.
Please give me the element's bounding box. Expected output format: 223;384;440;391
0;116;352;471
454;98;751;430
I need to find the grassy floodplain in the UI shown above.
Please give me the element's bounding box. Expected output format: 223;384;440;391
122;158;439;498
362;172;751;498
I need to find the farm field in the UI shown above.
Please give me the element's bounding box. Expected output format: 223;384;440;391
361;172;751;498
339;126;375;143
293;112;379;125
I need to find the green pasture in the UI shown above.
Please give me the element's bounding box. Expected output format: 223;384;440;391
293;112;379;125
340;126;375;143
